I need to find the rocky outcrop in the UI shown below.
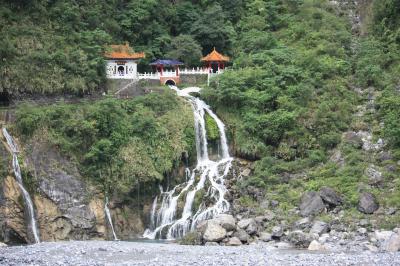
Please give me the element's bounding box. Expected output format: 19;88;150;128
319;187;343;208
0;134;146;244
203;221;227;242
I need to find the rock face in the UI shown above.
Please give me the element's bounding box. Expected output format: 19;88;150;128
310;221;329;235
299;191;325;217
358;192;379;214
203;221;227;242
0;136;145;244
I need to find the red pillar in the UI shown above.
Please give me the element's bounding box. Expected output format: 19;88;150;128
175;66;179;77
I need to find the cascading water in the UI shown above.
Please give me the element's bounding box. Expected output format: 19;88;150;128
104;197;119;241
143;86;233;240
2;128;40;243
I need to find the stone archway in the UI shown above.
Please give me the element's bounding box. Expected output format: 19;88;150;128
165;79;176;86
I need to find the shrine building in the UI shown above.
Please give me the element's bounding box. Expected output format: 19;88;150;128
105;43;145;79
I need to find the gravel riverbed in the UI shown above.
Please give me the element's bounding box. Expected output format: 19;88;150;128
0;241;399;266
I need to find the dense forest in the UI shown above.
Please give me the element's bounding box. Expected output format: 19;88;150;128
1;0;400;227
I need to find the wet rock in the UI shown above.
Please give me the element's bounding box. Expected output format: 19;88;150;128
319;187;343;207
0;242;7;247
271;226;283;239
308;240;327;251
358;192;379;214
226;237;242;246
288;230;312;248
365;165;383;186
213;214;236;231
299;191;325;217
259;232;272;242
203;221;227;242
382;234;400;252
310;221;329;235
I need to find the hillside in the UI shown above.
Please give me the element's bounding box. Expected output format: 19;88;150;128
0;0;399;254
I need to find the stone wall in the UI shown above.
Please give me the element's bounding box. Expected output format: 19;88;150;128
180;74;207;85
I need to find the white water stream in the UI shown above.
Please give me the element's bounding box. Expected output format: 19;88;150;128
2;128;40;243
104;197;119;241
143;86;233;239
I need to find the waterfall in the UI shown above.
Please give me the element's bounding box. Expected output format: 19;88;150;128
104;197;119;241
2;128;40;243
143;86;233;240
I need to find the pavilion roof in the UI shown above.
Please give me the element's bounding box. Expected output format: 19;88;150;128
104;43;145;60
201;48;229;62
149;59;184;66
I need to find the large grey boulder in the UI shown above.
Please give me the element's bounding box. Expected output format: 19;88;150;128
233;228;249;243
358;192;379;214
237;218;258;235
310;221;329;235
294;217;311;229
319;187;343;207
299;191;325;217
288;230;312;248
203;221;227;242
382;233;400;252
213;214;236;231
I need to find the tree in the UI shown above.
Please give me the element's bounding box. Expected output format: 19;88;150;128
165;35;202;67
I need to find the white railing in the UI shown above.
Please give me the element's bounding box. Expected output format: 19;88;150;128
137;68;225;81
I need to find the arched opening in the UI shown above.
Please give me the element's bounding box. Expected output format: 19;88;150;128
117;66;125;76
0;90;10;106
165;79;176;86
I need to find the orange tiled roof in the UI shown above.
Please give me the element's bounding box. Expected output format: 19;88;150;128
201;47;229;62
104;43;145;60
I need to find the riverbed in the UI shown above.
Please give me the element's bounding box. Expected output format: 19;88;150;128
0;241;399;266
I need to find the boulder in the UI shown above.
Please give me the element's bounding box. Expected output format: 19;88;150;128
374;231;394;242
310;221;329;235
0;242;7;247
358;192;379;214
213;214;236;231
259;232;272;242
308;240;327;251
264;210;275;221
237;218;258;235
288;230;312;248
319;187;343;207
226;237;242;246
299;191;325;217
382;234;400;252
203;221;227;242
233;228;249;243
271;226;283;239
241;168;251;177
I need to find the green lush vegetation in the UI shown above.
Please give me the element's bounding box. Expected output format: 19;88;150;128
202;0;399;225
0;0;242;95
15;91;195;196
2;0;400;227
